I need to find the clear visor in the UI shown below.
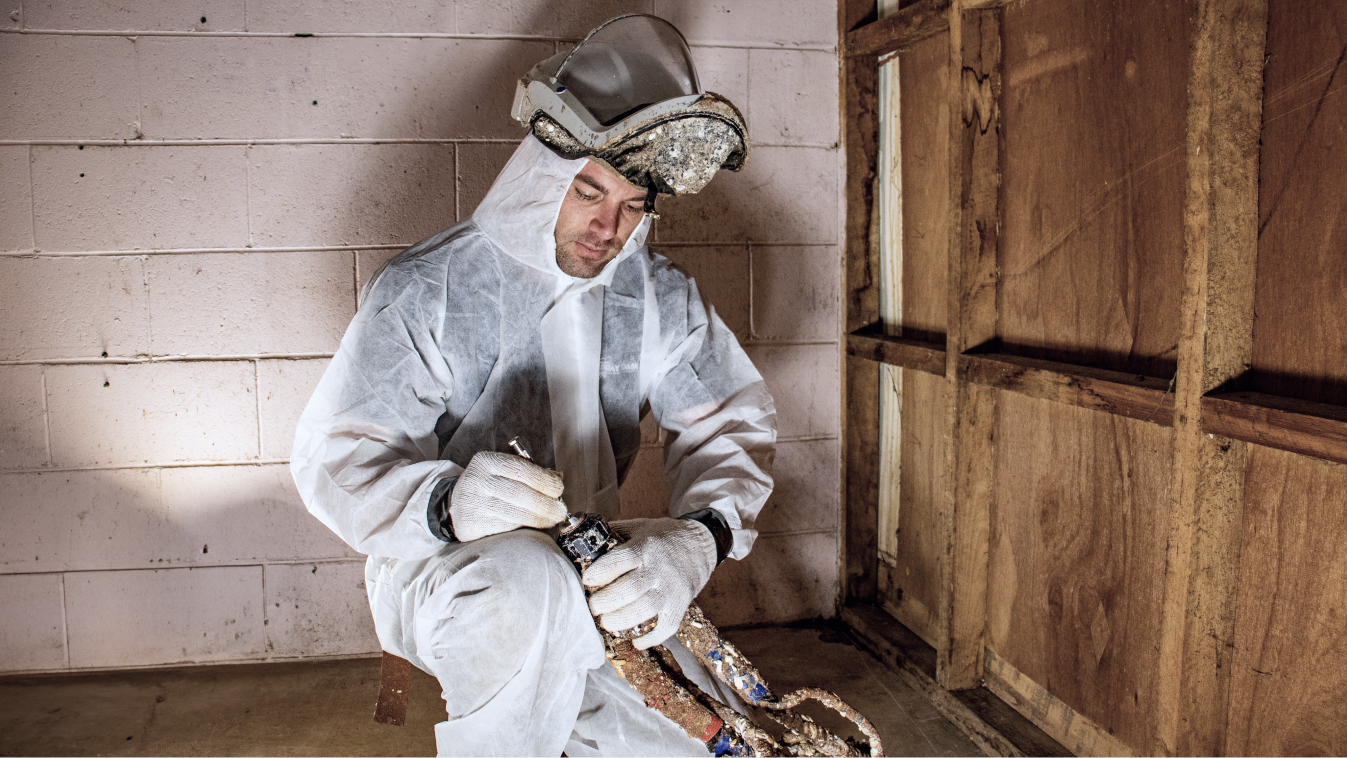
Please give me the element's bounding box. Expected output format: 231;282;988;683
557;15;701;127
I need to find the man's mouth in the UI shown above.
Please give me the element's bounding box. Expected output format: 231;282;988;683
575;241;612;260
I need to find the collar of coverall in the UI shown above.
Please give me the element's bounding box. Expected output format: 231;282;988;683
472;136;652;290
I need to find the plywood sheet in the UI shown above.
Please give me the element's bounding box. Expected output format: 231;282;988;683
1227;445;1347;756
900;30;949;342
998;0;1188;377
1251;0;1347;405
986;391;1172;752
881;368;947;646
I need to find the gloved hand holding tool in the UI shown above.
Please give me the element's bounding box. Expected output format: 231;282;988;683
449;450;567;542
582;517;717;649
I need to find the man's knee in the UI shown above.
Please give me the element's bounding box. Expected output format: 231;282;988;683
414;529;587;647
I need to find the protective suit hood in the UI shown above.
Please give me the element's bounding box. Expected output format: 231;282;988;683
471;135;652;288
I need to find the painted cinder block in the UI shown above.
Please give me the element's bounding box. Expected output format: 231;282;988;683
751;245;840;342
0;256;149;361
744;343;840;440
31;145;249;252
248;143;455;248
653;146;839;245
45;361;259;467
456;0;652;38
139;37;551;140
22;0;244;31
263;561;378;657
258;358;333;459
754;438;839;535
457;142;520;221
658;245;750;340
67;465;356;571
0;145;33;253
653;0;837;47
0;573;66;672
245;0;453;34
1;0;20;29
749;49;840;146
689;47;748;119
697;531;838;626
146;252;354;357
1;468;158;573
0;365;48;470
0;35;138;140
65;566;265;668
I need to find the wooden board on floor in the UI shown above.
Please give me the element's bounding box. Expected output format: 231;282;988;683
986;391;1173;753
1250;0;1347;406
1226;445;1347;756
997;0;1189;377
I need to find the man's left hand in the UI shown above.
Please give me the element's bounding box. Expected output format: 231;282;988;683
582;518;717;649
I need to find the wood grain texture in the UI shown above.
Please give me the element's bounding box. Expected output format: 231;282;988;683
847;0;951;58
984;648;1134;757
1203;390;1347;465
844;355;882;605
959;352;1176;427
986;392;1173;754
1227;446;1347;756
846;331;946;375
1250;0;1347;406
997;0;1188;378
841;0;882;605
880;368;948;646
901;31;951;342
1155;0;1265;753
939;5;999;691
843;52;882;335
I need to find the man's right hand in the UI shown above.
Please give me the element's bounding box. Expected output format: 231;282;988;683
449;451;567;542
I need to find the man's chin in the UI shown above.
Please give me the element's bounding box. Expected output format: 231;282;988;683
557;245;615;278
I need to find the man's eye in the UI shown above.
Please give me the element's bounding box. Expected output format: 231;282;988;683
576;189;597;201
623;204;644;214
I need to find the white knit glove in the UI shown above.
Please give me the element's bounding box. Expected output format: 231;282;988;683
582;518;717;649
449;451;567;542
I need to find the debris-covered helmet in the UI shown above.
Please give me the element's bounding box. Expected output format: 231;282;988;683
511;14;749;210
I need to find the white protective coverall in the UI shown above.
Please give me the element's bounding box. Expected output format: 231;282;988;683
292;135;777;757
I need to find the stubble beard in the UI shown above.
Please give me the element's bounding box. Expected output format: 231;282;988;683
555;236;620;279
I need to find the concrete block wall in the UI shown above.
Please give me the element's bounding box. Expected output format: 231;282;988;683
0;0;842;673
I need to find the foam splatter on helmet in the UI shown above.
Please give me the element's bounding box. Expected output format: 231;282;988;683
511;14;749;211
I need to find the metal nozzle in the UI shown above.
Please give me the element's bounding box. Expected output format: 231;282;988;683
507;437;532;461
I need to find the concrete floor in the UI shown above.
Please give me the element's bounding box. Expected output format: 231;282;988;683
0;623;980;757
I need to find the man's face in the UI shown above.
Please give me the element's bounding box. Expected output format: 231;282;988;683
554;160;647;278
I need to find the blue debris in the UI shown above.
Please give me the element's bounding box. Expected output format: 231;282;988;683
748;682;769;703
709;650;723;661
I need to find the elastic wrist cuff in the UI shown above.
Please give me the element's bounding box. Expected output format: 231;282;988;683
678;508;732;565
427;476;460;543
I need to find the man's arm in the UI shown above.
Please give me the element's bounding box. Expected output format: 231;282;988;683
649;275;777;562
290;255;462;560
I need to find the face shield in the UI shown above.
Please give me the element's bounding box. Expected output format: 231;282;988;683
511;14;749;210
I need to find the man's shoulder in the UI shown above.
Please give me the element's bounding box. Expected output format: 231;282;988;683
361;221;494;300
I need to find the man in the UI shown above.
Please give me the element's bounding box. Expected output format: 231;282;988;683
292;14;776;757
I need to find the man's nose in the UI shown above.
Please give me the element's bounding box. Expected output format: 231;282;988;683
590;201;620;239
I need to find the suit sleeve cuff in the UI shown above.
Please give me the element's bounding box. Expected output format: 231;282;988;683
426;476;460;543
677;508;732;565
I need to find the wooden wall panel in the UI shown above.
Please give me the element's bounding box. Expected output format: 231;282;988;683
997;0;1188;377
1227;445;1347;756
900;30;950;341
986;391;1172;752
1250;0;1347;405
881;368;948;646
